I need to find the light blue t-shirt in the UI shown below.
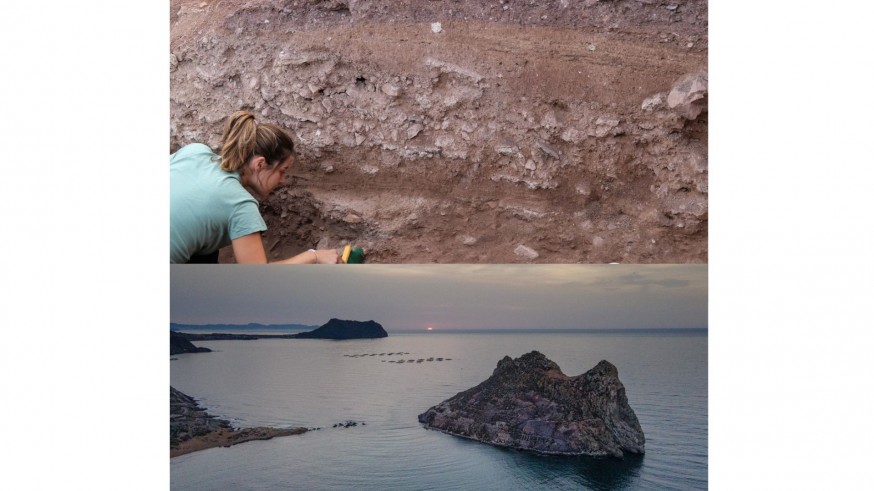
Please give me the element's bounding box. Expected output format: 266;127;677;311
170;143;267;263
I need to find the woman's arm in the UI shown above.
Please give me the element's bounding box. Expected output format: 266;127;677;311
231;232;342;264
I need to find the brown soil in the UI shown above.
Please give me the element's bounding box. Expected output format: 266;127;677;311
170;426;308;458
171;0;708;263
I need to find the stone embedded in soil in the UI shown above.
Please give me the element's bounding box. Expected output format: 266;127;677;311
417;352;645;457
668;71;708;120
640;93;665;111
513;244;539;260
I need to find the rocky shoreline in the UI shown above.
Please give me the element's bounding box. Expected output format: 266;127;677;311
170;387;308;458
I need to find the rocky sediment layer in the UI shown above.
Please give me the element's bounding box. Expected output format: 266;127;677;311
171;0;707;263
170;386;307;457
418;351;644;457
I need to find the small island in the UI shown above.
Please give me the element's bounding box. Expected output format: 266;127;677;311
293;318;387;339
417;351;645;458
170;387;307;457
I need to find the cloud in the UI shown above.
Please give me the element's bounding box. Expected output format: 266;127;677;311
590;267;702;291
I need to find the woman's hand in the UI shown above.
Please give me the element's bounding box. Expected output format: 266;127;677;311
313;248;342;264
232;233;344;264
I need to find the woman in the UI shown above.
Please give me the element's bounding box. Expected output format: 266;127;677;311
170;111;341;264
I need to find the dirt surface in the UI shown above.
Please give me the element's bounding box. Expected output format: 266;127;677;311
170;0;708;263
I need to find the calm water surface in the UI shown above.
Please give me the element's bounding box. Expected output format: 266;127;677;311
170;331;706;490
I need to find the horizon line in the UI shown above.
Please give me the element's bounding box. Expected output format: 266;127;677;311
169;323;707;332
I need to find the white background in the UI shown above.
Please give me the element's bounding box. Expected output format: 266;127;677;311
1;2;872;489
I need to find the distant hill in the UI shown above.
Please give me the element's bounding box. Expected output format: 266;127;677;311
294;319;388;339
172;319;388;345
170;322;318;331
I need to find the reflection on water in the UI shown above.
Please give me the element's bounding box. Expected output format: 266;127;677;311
511;451;645;490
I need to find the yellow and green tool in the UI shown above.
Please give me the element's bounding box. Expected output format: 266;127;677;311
341;244;365;264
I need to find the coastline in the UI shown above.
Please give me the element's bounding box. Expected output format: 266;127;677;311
171;386;309;458
171;426;308;458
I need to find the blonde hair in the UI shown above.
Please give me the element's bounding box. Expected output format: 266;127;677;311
218;111;295;172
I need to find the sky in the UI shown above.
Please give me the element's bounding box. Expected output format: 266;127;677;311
171;264;706;330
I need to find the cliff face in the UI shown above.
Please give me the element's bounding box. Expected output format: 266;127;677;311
294;318;388;339
170;0;707;263
418;351;644;457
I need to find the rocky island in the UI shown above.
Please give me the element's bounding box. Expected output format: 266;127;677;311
170;386;307;457
417;351;644;458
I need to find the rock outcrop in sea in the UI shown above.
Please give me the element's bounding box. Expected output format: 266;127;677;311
417;351;644;458
170;331;212;355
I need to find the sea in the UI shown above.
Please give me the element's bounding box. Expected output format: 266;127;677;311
170;330;707;490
